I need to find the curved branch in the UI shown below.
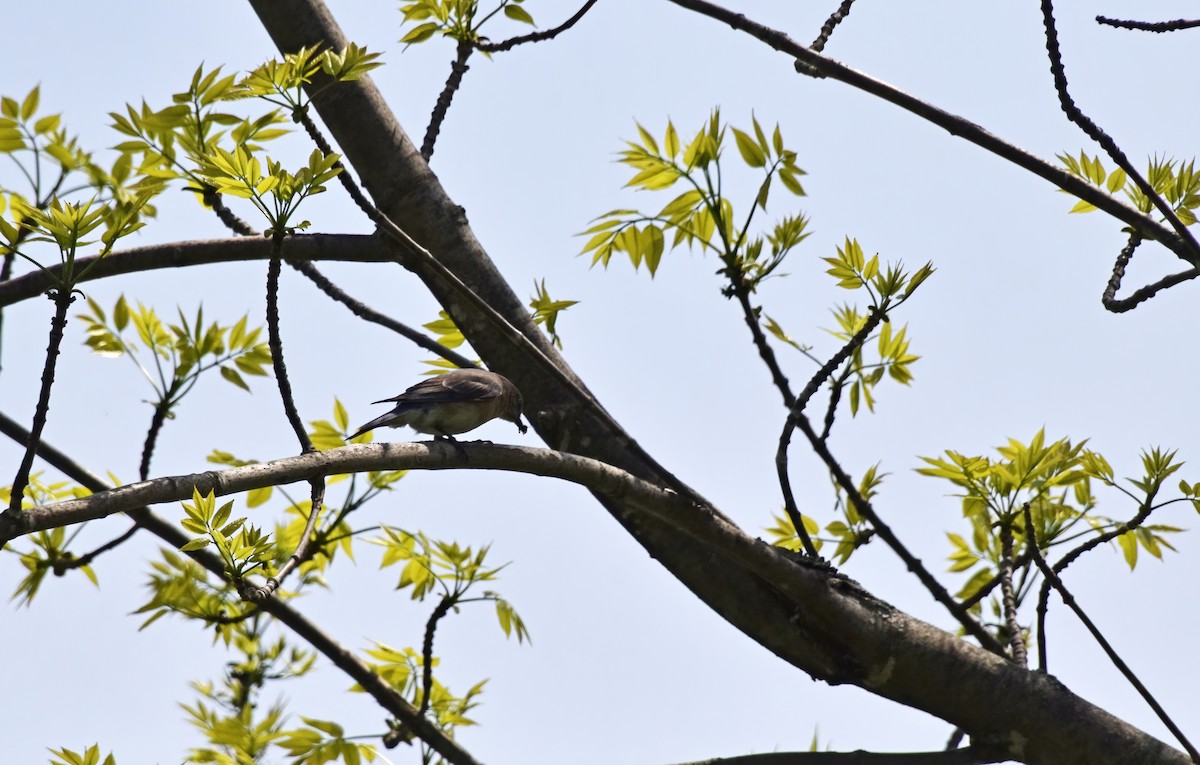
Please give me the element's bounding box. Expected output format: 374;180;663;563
475;0;600;53
0;408;1190;762
0;416;482;765
663;0;1199;266
0;235;393;308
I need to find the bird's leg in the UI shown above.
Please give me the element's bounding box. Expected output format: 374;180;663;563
436;433;469;460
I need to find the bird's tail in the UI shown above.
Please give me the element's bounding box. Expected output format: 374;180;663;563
348;408;409;440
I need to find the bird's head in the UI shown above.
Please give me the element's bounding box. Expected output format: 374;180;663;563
499;378;528;434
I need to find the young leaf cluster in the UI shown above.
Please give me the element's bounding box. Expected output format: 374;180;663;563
767;464;885;564
372;526;530;643
579;110;808;283
528;278;577;349
918;431;1188;614
1059;150;1200;225
78;295;273;402
3;473;95;606
400;0;536;47
178;488;276;582
48;745;117;765
358;642;488;752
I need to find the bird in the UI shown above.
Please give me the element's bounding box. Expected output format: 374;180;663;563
349;368;528;442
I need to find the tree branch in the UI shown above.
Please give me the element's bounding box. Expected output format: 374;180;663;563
663;0;1199;267
475;0;600;53
0;235;393;309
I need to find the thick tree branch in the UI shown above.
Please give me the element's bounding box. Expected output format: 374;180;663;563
0;235;392;308
667;747;1005;765
663;0;1199;267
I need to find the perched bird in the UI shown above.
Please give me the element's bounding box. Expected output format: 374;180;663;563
349;368;528;442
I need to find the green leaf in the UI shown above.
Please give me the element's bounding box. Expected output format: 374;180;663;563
220;365;250;391
503;4;535;25
180;537;211;552
732;127;766;168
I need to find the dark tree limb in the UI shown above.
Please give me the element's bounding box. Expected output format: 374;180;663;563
9;291;74;512
663;0;1199;267
1096;16;1200;33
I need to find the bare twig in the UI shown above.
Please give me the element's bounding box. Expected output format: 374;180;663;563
1022;505;1198;760
202;185;258;237
997;522;1026;665
810;0;857;52
419;595;456;716
139;399;172;481
265;235;313;452
475;0;601;53
1041;0;1200;259
1096;16;1200;33
422;39;473;162
9;291;74;512
289;260;477;369
1101;232;1200;313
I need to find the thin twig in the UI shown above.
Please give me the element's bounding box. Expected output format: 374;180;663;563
1041;0;1200;258
9;291;74;512
776;310;883;557
202;185;258;237
51;522;140;573
1022;505;1198;760
1101;231;1200;312
422;39;473;162
997;522;1026;666
810;0;857;52
419;595;456;716
1096;16;1200;33
475;0;601;53
794;414;1005;655
288;260;477;369
265;235;313;452
138;399;172;481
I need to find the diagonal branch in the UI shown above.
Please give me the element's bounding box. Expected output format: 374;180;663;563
663;0;1199;266
475;0;601;53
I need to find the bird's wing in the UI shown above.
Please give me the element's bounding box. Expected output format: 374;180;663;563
372;370;503;405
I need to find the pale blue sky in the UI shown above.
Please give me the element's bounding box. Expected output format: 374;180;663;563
2;2;1198;763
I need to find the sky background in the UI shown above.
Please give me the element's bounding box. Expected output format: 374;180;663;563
2;2;1198;763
